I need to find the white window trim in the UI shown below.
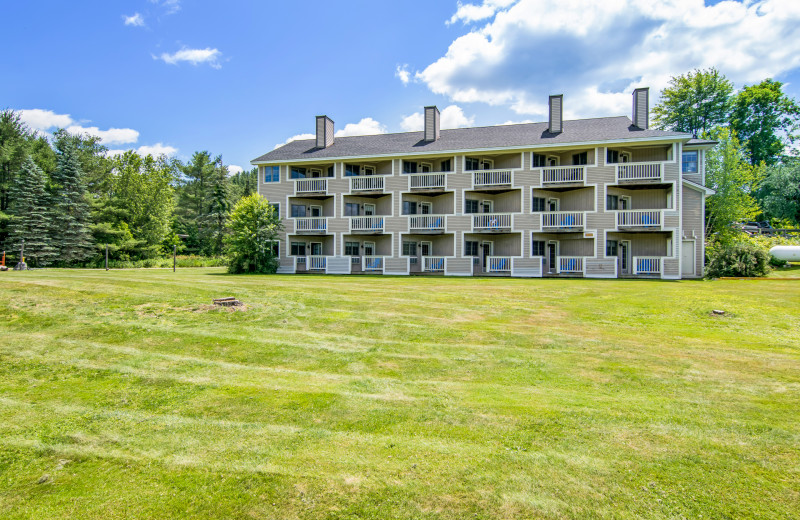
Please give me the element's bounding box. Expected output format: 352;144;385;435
420;241;433;256
363;203;376;216
362;165;376;176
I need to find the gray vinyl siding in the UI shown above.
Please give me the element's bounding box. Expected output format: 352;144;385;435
464;233;522;256
532;187;594;211
606;187;670;209
682;185;705;277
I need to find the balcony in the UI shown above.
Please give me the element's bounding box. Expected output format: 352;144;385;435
633;256;662;275
616;210;663;230
362;255;384;272
295;217;328;233
349;216;385;233
409;173;447;190
472;213;512;232
409;215;446;233
295;178;327;194
350;176;384;193
541;212;584;231
542;166;585;184
472;169;513;188
487;256;512;273
616;162;662;182
423;256;446;272
558;256;585;274
307;255;327;270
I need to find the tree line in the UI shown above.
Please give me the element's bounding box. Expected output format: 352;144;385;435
0;109;260;267
652;69;800;240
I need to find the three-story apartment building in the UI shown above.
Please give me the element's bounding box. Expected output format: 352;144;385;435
252;88;715;279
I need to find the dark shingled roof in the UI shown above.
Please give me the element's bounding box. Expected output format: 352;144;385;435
252;116;691;163
684;138;719;146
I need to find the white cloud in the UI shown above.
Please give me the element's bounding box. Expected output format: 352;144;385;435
334;117;387;137
18;109;73;132
156;47;222;69
447;0;516;25
400;105;475;131
107;143;178;158
395;64;411;85
149;0;181;15
123;13;145;27
227;165;244;175
418;0;800;120
66;125;139;145
273;133;315;150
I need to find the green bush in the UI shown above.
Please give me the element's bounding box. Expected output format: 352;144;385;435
705;243;771;278
225;193;282;274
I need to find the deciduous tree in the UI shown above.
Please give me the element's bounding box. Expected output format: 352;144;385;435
225;193;282;274
652;68;733;137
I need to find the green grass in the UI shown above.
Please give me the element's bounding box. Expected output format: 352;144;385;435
767;262;800;278
0;269;798;519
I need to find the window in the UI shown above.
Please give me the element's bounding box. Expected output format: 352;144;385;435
607;149;619;164
532;197;546;212
420;241;432;256
269;242;279;257
480;200;493;213
308;168;323;178
290;167;306;179
440;159;452;172
548;156;559;166
327;166;334;177
420;163;432;173
532;153;547;168
419;202;432;215
309;205;322;217
291;242;306;256
403;161;417;174
264;165;280;182
465;157;481;171
682;151;698;173
344;164;360;177
362;165;376;175
465;240;479;256
344;203;359;216
269;203;280;217
572;152;588;165
345;241;360;256
606;195;619;211
532;240;546;256
363;203;375;216
465;199;479;214
291;204;306;217
402;241;417;256
606;240;618;257
402;201;417;215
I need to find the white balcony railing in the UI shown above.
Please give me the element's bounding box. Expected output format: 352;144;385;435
617;210;662;228
558;256;584;274
541;211;584;229
295;217;327;232
487;256;512;272
472;213;512;230
633;257;662;274
363;256;383;271
472;169;512;187
542;166;585;184
349;216;385;233
409;215;446;232
307;256;327;270
295;178;327;194
423;256;446;272
616;162;662;181
350;176;384;192
409;173;446;189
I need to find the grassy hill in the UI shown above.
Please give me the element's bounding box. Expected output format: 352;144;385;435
0;269;798;519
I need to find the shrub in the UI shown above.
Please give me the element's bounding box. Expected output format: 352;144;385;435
225;193;282;274
705;242;771;278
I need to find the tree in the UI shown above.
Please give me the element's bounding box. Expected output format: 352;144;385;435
175;151;220;254
705;128;765;241
50;140;94;263
225;193;282;274
758;159;800;225
6;156;54;266
52;129;112;194
206;168;231;255
230;167;258;201
730;79;800;166
652;68;733;137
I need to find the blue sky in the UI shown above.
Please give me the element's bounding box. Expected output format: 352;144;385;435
3;0;800;173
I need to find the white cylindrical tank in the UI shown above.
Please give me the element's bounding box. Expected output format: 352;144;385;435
770;245;800;261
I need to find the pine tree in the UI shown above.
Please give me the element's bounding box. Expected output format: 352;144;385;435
51;140;93;263
7;156;54;266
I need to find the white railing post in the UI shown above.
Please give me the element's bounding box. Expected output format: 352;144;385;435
296;178;328;194
409;215;446;231
541;211;584;229
472;169;513;187
487;256;512;272
558;256;584;274
633;257;661;274
542;166;585;184
616;162;663;181
409;173;446;189
351;176;384;192
308;256;327;270
296;217;327;232
423;256;446;272
350;216;384;232
363;256;383;271
472;213;512;230
616;210;662;228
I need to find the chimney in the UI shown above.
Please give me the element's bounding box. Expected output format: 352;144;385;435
632;88;649;129
423;106;440;142
548;94;563;134
316;115;334;148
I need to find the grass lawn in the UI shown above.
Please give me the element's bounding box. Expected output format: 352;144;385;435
0;269;798;519
767;262;800;278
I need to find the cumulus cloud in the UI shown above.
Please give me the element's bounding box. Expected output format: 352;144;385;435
273;133;315;150
418;0;800;120
400;105;475;131
227;165;244;175
124;13;145;27
395;64;411;85
156;47;222;69
18;109;74;133
107;143;178;158
334;117;387;137
66;125;139;145
149;0;181;15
